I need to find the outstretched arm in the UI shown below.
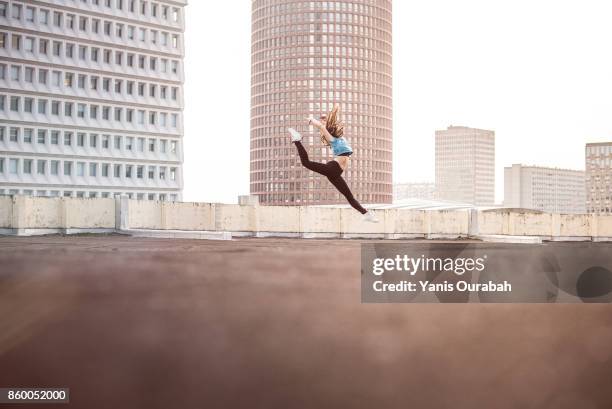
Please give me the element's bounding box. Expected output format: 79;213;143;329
308;118;333;144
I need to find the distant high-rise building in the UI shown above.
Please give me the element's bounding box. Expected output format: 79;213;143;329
393;182;435;201
250;0;393;206
586;142;612;213
504;164;585;214
435;126;495;206
0;0;185;200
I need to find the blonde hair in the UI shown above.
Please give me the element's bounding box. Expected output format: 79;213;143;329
320;104;344;146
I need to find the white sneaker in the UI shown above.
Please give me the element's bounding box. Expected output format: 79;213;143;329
288;128;302;142
363;211;379;223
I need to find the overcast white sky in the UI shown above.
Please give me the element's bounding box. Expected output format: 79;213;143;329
183;0;612;204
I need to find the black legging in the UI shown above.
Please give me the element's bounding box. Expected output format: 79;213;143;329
294;141;367;214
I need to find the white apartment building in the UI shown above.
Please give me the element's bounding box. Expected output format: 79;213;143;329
586;142;612;214
504;164;586;214
435;126;495;206
0;0;185;200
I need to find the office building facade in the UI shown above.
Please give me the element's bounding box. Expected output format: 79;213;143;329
250;0;393;206
504;164;585;214
0;0;185;200
586;142;612;213
435;126;495;206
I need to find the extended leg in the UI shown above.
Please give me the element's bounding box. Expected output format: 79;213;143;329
294;141;331;177
328;175;368;214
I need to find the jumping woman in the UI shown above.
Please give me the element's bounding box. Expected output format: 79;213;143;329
287;105;379;223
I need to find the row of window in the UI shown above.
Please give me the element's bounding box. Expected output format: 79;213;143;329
1;64;180;102
254;9;389;28
0;156;179;181
252;1;391;22
1;0;182;26
251;112;391;129
1;32;181;77
253;24;391;46
4;5;181;49
253;28;391;53
252;68;390;86
256;193;391;205
1;95;180;128
254;54;391;71
586;145;612;155
1;189;178;201
76;0;180;21
0;126;179;155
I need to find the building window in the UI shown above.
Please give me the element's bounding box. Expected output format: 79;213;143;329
66;14;75;29
10;65;19;81
39;9;49;24
64;132;72;146
25;67;33;82
38;69;48;84
23;128;32;143
24;98;33;113
11;3;21;19
24;36;34;52
37;160;46;175
9;158;18;174
25;6;34;22
39;39;48;56
77;133;85;146
23;159;33;174
10;96;19;112
37;129;46;144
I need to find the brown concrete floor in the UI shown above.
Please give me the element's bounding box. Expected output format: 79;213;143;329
0;236;611;409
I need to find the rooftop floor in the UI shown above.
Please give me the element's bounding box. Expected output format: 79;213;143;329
0;236;611;408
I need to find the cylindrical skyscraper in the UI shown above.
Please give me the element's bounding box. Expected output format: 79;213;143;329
250;0;392;206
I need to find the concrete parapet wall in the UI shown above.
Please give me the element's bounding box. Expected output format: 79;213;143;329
128;200;215;231
1;196;612;241
508;212;553;236
384;209;426;236
0;196;115;231
215;204;257;233
428;210;469;237
595;215;612;237
256;205;300;233
127;200;162;230
64;198;115;229
300;207;342;233
161;202;215;231
0;196;13;228
478;211;508;235
559;214;591;237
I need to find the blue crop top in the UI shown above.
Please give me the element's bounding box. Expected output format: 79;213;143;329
329;137;353;156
